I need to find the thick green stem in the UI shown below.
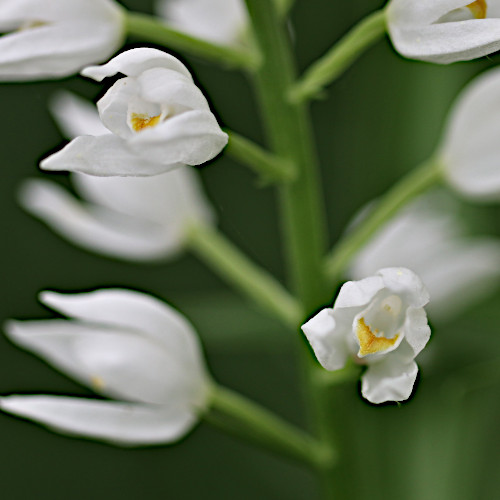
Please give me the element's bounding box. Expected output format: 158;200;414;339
125;12;260;70
225;130;297;183
186;223;303;328
244;1;338;498
205;385;333;468
289;9;387;103
325;158;443;286
243;0;329;312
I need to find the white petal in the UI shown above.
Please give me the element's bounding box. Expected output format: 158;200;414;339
349;194;461;281
361;357;418;404
40;134;176;177
441;67;500;200
0;395;197;446
334;275;385;309
137;67;210;112
156;0;248;45
0;0;124;80
422;239;500;320
18;179;183;261
377;267;430;309
402;307;431;358
38;289;207;381
73;167;215;228
96;78;139;139
50;91;109;138
4;319;208;406
129;110;228;166
301;309;349;371
387;0;467;27
387;0;500;64
82;47;191;81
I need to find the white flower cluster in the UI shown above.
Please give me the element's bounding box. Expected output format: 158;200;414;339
1;0;500;450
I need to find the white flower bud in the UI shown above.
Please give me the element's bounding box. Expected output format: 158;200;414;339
387;0;500;64
0;0;125;80
1;289;211;445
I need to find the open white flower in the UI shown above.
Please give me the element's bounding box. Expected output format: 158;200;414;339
156;0;247;45
302;268;431;404
349;192;500;321
20;92;215;261
1;289;211;445
0;0;125;80
439;66;500;200
41;48;228;177
387;0;500;63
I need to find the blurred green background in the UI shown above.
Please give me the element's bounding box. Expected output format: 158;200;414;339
0;1;499;498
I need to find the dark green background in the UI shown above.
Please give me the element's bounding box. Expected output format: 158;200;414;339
1;1;499;498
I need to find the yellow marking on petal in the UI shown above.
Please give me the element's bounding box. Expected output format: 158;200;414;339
130;113;161;132
467;0;487;19
91;375;105;391
18;19;48;31
356;317;399;356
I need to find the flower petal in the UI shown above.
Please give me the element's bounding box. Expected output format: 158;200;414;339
334;275;385;310
0;0;124;80
40;134;177;177
4;319;208;406
402;307;431;358
129;109;228;166
301;309;349;371
377;267;430;309
96;78;139;139
441;67;500;200
361;357;418;404
137;67;210;112
18;178;183;261
421;239;500;320
0;395;197;445
72;167;215;228
387;0;500;64
82;47;191;81
38;289;207;380
50;91;109;138
156;0;248;45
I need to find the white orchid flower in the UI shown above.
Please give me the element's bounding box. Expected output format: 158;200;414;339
0;0;125;80
302;268;431;404
41;48;228;177
1;289;211;446
439;66;500;200
156;0;247;45
20;92;215;261
387;0;500;63
349;193;500;321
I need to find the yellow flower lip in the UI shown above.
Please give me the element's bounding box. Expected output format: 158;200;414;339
130;112;162;132
356;317;399;356
467;0;487;19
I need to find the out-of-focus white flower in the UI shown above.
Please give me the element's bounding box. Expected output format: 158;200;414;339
156;0;248;45
302;268;431;404
440;66;500;200
387;0;500;64
349;192;500;321
21;92;215;261
0;0;125;80
41;48;228;177
1;289;211;445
